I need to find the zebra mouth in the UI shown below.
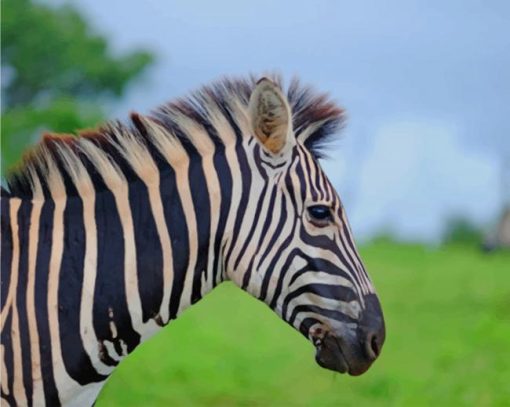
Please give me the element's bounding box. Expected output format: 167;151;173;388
313;333;350;374
313;331;378;376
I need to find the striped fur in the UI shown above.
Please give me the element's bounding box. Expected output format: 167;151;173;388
1;76;383;406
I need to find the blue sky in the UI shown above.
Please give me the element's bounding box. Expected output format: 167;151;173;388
61;0;509;242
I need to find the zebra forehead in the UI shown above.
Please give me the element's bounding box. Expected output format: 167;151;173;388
4;75;345;199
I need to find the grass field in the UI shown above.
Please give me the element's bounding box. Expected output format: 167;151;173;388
96;242;510;406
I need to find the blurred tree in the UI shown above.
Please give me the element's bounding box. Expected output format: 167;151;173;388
442;216;483;246
1;0;154;171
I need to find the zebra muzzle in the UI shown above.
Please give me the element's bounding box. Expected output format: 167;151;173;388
313;295;385;376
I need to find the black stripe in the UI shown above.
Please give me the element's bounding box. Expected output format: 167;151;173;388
254;185;278;252
129;181;164;322
240;187;279;292
270;243;357;313
323;177;333;202
268;248;304;310
93;188;141;354
300;149;319;202
212;145;233;283
35;200;60;406
258;209;297;302
340;217;365;271
223;142;252;277
287;254;353;288
1;198;13;310
257;192;289;270
1;312;15;405
289;304;357;328
283;164;299;216
294;157;308;203
0;198;13;399
313;160;324;201
60;195;108;383
159;166;189;321
284;282;357;318
277;252;357;320
16;200;34;405
334;231;366;293
237;182;269;288
252;144;268;178
259;158;288;170
188;151;211;305
334;229;363;285
299;227;364;293
254;144;289;172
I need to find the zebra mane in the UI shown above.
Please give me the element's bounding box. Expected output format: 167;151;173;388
3;75;344;199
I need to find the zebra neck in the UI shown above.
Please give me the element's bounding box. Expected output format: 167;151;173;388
80;168;224;359
0;164;225;405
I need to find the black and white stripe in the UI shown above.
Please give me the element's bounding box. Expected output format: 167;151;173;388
1;76;384;406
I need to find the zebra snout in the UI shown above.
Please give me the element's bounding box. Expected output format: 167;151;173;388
358;294;385;362
314;294;385;376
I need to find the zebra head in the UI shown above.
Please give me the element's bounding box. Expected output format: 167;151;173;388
225;78;385;376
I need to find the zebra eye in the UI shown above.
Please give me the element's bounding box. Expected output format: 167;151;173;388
307;205;333;225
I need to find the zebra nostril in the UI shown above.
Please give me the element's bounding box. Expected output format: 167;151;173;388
364;331;381;361
371;333;381;356
360;294;385;362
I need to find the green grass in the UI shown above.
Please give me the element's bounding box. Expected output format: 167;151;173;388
96;242;510;406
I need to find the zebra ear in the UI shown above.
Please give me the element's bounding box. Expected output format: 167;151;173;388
248;78;292;154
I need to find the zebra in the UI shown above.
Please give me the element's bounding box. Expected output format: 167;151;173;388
1;76;385;406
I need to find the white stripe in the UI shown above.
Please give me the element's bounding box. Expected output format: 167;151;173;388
4;199;28;405
26;191;45;403
285;293;361;322
146;182;175;323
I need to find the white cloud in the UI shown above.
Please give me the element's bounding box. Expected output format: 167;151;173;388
345;119;501;242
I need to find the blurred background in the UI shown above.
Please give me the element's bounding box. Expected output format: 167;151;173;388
1;0;509;405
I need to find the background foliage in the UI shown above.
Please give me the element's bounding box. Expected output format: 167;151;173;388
1;0;154;171
442;216;484;247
